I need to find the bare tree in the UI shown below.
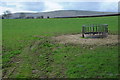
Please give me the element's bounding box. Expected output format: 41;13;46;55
4;10;11;15
2;10;12;19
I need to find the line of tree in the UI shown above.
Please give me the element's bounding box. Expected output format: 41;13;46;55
2;10;12;19
2;10;47;19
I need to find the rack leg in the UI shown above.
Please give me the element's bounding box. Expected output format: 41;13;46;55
82;34;84;38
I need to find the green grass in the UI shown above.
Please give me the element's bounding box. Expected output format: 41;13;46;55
2;16;119;78
64;45;118;78
2;16;118;50
5;38;118;78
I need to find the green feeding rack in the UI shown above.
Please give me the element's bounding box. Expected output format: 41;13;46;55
82;24;108;38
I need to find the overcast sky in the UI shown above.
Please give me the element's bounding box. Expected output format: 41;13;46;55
0;0;119;14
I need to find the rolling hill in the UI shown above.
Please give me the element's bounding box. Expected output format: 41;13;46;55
1;10;118;19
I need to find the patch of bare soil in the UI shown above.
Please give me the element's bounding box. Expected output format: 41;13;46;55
52;34;118;45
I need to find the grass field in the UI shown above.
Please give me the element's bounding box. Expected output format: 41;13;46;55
2;16;119;78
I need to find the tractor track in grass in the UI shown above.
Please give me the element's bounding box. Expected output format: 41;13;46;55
3;42;48;78
3;39;66;78
2;35;118;78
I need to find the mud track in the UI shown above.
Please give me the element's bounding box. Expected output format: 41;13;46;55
53;34;118;45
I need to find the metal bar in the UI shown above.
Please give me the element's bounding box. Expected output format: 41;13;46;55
82;25;85;38
96;24;98;32
93;24;94;32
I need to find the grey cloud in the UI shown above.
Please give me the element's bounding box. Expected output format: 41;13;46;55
60;2;118;12
60;2;101;11
21;2;44;11
0;1;118;14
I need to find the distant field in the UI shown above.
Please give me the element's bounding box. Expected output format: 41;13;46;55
2;16;119;78
2;16;118;50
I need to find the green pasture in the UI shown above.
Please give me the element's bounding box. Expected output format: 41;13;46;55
2;16;119;78
2;16;118;50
